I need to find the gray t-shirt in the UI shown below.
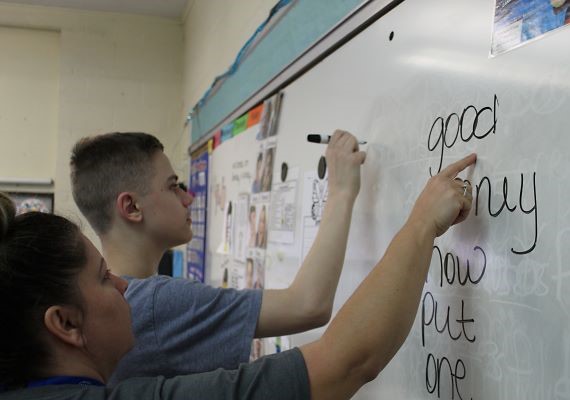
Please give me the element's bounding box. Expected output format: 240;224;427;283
0;348;310;400
109;275;263;386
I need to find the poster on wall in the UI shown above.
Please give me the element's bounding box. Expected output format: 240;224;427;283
492;0;570;55
8;192;54;215
233;194;250;262
268;166;299;244
187;149;209;282
204;93;287;361
300;170;328;261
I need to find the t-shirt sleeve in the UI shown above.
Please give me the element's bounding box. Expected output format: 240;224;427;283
153;277;262;375
108;348;310;400
117;275;262;381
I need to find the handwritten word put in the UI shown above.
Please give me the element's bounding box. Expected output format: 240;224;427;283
422;293;476;346
475;172;538;255
427;95;499;175
425;353;471;400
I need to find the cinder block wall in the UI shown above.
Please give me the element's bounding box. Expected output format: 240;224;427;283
0;3;184;246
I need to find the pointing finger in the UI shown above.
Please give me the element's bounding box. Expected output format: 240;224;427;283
440;154;477;179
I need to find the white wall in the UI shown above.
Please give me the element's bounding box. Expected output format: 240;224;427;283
0;27;60;184
0;2;184;244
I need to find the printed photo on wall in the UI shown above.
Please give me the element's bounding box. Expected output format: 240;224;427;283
244;254;266;290
261;147;275;193
8;192;54;215
247;204;257;248
253;257;265;290
244;257;255;289
251;152;263;194
256;204;268;249
251;146;276;194
492;0;570;55
233;194;250;262
217;200;233;255
268;172;298;244
250;338;265;362
256;93;282;140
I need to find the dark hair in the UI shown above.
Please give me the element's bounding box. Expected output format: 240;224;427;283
0;193;86;389
70;132;164;234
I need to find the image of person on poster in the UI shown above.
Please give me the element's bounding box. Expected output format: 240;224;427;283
256;205;268;249
254;260;265;290
258;96;280;139
248;205;257;248
551;0;570;22
250;338;264;361
261;148;275;193
251;153;263;193
245;258;254;289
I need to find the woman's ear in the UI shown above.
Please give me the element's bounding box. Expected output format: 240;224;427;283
116;192;143;223
44;305;85;348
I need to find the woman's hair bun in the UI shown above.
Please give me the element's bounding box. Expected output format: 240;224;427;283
0;193;16;241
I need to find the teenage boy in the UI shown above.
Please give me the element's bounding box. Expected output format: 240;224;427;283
70;130;366;384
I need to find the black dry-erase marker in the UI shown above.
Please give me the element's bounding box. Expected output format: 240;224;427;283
307;134;367;145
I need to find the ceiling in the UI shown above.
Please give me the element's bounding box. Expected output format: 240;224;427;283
0;0;192;19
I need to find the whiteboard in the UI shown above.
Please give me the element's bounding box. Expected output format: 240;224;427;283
262;0;570;399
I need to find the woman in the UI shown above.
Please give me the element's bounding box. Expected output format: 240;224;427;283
0;192;307;399
0;151;475;399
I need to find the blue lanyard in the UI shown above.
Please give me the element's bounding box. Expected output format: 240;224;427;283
27;376;104;388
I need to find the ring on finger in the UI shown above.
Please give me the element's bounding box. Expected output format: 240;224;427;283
462;181;470;197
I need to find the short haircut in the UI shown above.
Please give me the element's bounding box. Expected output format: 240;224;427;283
70;132;164;235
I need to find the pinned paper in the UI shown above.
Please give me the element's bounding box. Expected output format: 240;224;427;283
233;114;248;136
247;103;264;127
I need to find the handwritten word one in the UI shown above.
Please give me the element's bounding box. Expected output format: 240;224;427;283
428;95;499;175
425;353;471;400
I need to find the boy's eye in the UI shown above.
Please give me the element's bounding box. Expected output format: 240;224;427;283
103;269;111;281
177;182;188;192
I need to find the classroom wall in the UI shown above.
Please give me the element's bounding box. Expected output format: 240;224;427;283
0;0;318;246
0;26;60;185
0;2;184;245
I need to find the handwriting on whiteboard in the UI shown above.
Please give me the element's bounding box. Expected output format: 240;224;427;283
427;95;538;256
422;95;541;400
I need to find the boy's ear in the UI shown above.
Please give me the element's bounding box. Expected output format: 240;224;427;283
44;305;85;348
116;192;143;223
